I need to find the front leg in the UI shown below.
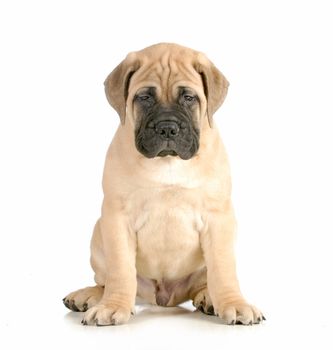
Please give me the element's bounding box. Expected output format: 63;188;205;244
83;202;137;326
200;203;264;325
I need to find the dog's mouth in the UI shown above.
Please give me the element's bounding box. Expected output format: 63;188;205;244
135;110;200;160
157;150;178;157
137;137;197;160
156;140;179;157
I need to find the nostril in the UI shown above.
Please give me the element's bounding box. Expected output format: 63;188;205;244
155;121;180;139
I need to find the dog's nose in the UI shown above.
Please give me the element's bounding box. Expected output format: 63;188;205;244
155;121;180;139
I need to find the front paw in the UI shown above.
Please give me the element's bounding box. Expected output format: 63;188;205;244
216;301;265;325
82;303;132;326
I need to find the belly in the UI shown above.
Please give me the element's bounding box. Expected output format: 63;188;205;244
134;197;205;281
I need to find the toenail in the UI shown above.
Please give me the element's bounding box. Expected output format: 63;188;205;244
207;305;214;314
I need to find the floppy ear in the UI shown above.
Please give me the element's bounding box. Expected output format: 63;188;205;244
104;53;140;124
195;57;229;127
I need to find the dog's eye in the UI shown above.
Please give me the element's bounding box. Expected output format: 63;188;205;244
184;95;195;102
137;95;151;101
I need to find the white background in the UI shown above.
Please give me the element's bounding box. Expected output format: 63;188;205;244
0;0;332;349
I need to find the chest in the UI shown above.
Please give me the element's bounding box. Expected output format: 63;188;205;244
128;186;205;234
127;186;205;279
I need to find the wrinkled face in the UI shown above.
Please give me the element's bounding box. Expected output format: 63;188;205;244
104;44;229;157
133;86;201;160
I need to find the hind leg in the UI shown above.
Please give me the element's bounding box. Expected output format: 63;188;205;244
163;267;214;315
186;268;215;315
192;287;214;315
63;286;104;312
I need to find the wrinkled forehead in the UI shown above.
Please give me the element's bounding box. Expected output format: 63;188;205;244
128;53;204;102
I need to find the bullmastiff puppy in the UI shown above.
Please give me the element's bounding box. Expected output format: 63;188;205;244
63;43;264;326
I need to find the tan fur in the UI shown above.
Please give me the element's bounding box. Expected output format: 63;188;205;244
63;43;263;326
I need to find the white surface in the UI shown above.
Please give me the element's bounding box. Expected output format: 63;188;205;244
0;0;333;349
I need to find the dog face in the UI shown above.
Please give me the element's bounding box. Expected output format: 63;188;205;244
133;86;200;160
104;43;229;160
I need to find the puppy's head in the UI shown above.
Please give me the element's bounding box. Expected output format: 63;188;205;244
104;43;229;160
